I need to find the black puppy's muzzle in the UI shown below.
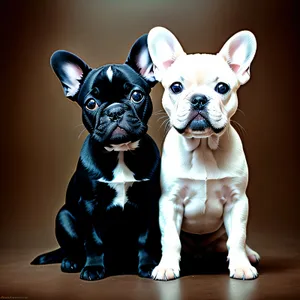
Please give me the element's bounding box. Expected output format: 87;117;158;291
92;102;147;145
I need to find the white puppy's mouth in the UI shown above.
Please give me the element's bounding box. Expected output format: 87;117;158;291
173;111;225;135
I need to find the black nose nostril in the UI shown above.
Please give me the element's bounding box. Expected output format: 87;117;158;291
191;94;208;109
106;106;125;121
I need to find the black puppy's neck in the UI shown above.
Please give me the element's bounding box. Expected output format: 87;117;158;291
80;135;118;180
79;134;158;183
80;135;141;181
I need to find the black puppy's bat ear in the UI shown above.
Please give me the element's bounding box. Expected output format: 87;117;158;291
50;50;91;100
125;34;157;87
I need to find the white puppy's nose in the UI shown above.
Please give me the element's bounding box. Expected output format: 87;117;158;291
191;94;208;110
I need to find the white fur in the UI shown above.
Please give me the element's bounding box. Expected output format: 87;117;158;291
106;182;133;210
149;27;259;281
104;140;140;152
98;151;148;210
106;66;113;83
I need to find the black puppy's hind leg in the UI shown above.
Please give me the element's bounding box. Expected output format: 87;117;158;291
56;206;85;273
31;248;64;265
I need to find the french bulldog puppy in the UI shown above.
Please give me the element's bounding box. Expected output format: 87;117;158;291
31;34;161;281
147;27;260;280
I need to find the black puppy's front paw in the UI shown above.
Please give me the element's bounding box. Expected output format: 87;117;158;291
80;265;105;281
138;263;156;278
61;257;83;273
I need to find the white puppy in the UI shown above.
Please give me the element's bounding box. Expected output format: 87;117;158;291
147;27;260;280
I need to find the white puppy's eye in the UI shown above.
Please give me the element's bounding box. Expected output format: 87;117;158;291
130;90;144;103
85;99;99;111
215;82;230;94
170;82;183;94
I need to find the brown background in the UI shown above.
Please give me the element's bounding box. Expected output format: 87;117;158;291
0;0;299;299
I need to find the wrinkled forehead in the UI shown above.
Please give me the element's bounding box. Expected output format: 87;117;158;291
82;64;144;88
163;53;236;86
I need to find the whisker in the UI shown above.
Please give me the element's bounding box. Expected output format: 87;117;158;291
154;108;171;136
231;119;247;137
154;109;166;116
160;118;171;136
159;118;169;129
157;115;169;122
164;120;171;132
237;108;246;117
74;123;85;129
78;128;87;140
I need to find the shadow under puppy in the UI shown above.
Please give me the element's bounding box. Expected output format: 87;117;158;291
147;27;260;280
31;34;161;281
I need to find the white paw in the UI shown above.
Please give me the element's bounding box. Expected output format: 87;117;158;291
229;262;258;280
151;264;180;281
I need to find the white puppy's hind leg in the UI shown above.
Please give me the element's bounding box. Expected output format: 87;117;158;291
246;244;260;264
152;194;184;281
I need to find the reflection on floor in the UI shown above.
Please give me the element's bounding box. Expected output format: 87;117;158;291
0;234;299;300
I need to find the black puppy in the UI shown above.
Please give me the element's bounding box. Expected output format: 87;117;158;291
31;34;161;281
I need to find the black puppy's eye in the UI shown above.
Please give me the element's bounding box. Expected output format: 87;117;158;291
215;82;230;94
130;91;144;103
85;99;99;111
170;82;183;94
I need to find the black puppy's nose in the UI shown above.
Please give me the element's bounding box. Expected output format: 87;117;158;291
191;94;208;110
106;103;125;121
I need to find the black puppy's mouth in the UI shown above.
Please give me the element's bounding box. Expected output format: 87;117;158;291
93;124;130;144
111;126;127;137
92;118;147;146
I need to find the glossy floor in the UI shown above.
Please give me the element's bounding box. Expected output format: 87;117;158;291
0;234;299;300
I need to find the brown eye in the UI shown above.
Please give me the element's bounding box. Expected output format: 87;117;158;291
85;99;99;110
130;91;144;103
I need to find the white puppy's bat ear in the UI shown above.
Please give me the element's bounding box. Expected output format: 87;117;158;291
147;27;186;80
125;34;157;87
50;50;91;100
219;31;257;85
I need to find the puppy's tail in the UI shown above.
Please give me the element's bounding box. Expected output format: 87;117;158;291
31;248;64;265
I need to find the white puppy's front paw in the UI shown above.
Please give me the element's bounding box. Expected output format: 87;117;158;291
151;264;180;281
229;262;258;280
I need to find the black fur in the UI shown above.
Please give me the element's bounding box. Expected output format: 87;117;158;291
31;34;161;281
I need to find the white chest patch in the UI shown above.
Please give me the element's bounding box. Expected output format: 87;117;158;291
106;66;113;83
98;152;139;210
